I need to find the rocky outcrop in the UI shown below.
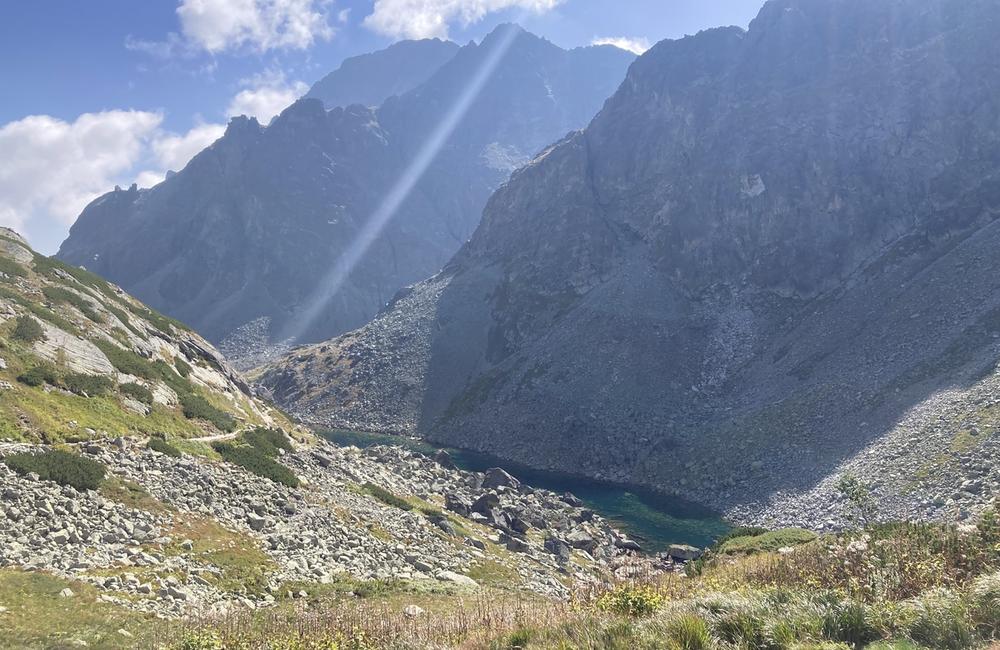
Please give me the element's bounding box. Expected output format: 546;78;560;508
57;26;634;349
261;0;1000;526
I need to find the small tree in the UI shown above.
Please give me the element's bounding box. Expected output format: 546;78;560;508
837;474;875;526
11;315;45;343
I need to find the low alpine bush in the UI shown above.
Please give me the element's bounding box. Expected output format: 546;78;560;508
180;392;235;432
214;442;299;488
120;382;154;404
10;314;45;343
148;436;182;458
2;449;106;490
63;372;114;397
17;363;60;387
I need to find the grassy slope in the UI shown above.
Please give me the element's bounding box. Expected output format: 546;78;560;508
0;236;295;443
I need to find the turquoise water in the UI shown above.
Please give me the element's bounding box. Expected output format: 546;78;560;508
321;429;730;552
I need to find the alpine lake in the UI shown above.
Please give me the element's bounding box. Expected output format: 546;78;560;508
321;429;731;552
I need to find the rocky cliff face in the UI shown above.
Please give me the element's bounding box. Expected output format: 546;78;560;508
56;26;634;351
306;38;460;109
0;227;286;441
261;0;1000;526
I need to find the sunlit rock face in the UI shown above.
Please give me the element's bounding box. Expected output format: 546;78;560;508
57;26;634;347
261;0;1000;524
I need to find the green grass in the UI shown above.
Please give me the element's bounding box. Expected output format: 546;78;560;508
719;528;818;554
2;448;106;490
0;379;202;442
0;569;153;649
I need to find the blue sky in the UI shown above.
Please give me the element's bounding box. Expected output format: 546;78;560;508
0;0;764;253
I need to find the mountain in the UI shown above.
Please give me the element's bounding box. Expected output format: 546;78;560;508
56;26;635;355
260;0;1000;527
306;38;460;109
0;228;288;441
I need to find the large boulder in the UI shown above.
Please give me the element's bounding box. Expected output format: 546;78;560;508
482;467;520;490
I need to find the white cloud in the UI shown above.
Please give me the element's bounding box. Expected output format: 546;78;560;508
153;122;227;171
364;0;562;40
133;121;228;187
0;111;163;252
591;36;650;55
337;8;351;23
177;0;334;53
227;70;309;123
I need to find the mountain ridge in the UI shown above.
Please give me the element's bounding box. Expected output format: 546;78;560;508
260;0;1000;529
56;26;635;354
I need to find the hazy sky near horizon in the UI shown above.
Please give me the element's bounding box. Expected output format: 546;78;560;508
0;0;764;253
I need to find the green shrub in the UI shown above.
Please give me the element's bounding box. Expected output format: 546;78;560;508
720;528;818;554
63;372;114;397
120;382;154;404
174;357;193;377
714;526;769;548
17;363;60;387
244;427;293;456
596;584;665;617
41;286;103;323
214;442;299;488
180;392;235;432
92;339;156;379
148;436;182;458
10;315;45;343
710;604;770;648
2;449;106;490
666;614;712;650
362;482;413;511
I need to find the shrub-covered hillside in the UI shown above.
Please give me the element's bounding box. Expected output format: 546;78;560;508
0;227;290;442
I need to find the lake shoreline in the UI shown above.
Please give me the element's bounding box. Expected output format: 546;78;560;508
320;428;731;551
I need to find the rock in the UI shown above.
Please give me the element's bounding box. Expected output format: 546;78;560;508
59;588;75;598
667;544;703;562
505;535;530;553
561;492;584;507
403;604;425;618
436;571;478;589
471;492;500;515
566;529;597;552
311;452;332;468
482;467;520;490
544;536;571;563
247;513;267;531
444;492;471;517
433;450;457;469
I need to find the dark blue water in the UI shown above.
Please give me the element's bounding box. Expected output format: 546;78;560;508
321;429;730;552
